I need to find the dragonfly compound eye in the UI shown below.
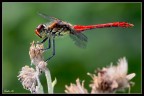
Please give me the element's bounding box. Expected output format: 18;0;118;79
35;24;45;38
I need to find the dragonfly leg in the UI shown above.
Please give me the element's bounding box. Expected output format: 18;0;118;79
36;37;48;44
41;38;51;51
45;37;55;62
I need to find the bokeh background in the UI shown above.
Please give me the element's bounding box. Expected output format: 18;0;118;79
2;2;141;93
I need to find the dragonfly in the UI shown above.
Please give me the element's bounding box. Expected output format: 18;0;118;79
35;13;134;62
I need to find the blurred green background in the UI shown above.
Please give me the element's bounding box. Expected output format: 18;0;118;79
2;2;141;93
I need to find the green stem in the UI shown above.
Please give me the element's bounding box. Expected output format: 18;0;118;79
35;67;44;94
36;75;44;93
45;67;53;93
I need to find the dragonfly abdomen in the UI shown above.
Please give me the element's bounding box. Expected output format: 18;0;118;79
73;22;134;32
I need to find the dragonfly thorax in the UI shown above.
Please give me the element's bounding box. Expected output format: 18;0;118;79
51;27;70;36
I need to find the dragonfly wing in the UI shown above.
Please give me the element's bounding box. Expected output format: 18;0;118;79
38;12;58;21
69;31;88;48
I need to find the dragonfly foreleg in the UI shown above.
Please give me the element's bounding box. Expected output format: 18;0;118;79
45;37;55;62
41;38;51;51
36;37;48;44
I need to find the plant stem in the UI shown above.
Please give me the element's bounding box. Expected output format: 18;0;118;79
45;67;53;93
36;74;44;94
35;66;44;94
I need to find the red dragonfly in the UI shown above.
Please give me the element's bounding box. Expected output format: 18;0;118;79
35;13;134;62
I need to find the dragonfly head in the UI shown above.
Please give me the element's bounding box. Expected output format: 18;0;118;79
35;24;46;38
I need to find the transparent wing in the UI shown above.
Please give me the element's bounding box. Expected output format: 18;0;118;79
70;31;88;48
37;12;59;21
38;12;64;26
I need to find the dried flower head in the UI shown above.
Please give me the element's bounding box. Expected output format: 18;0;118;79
17;66;37;93
65;78;88;94
29;41;48;72
88;57;135;93
29;41;44;66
